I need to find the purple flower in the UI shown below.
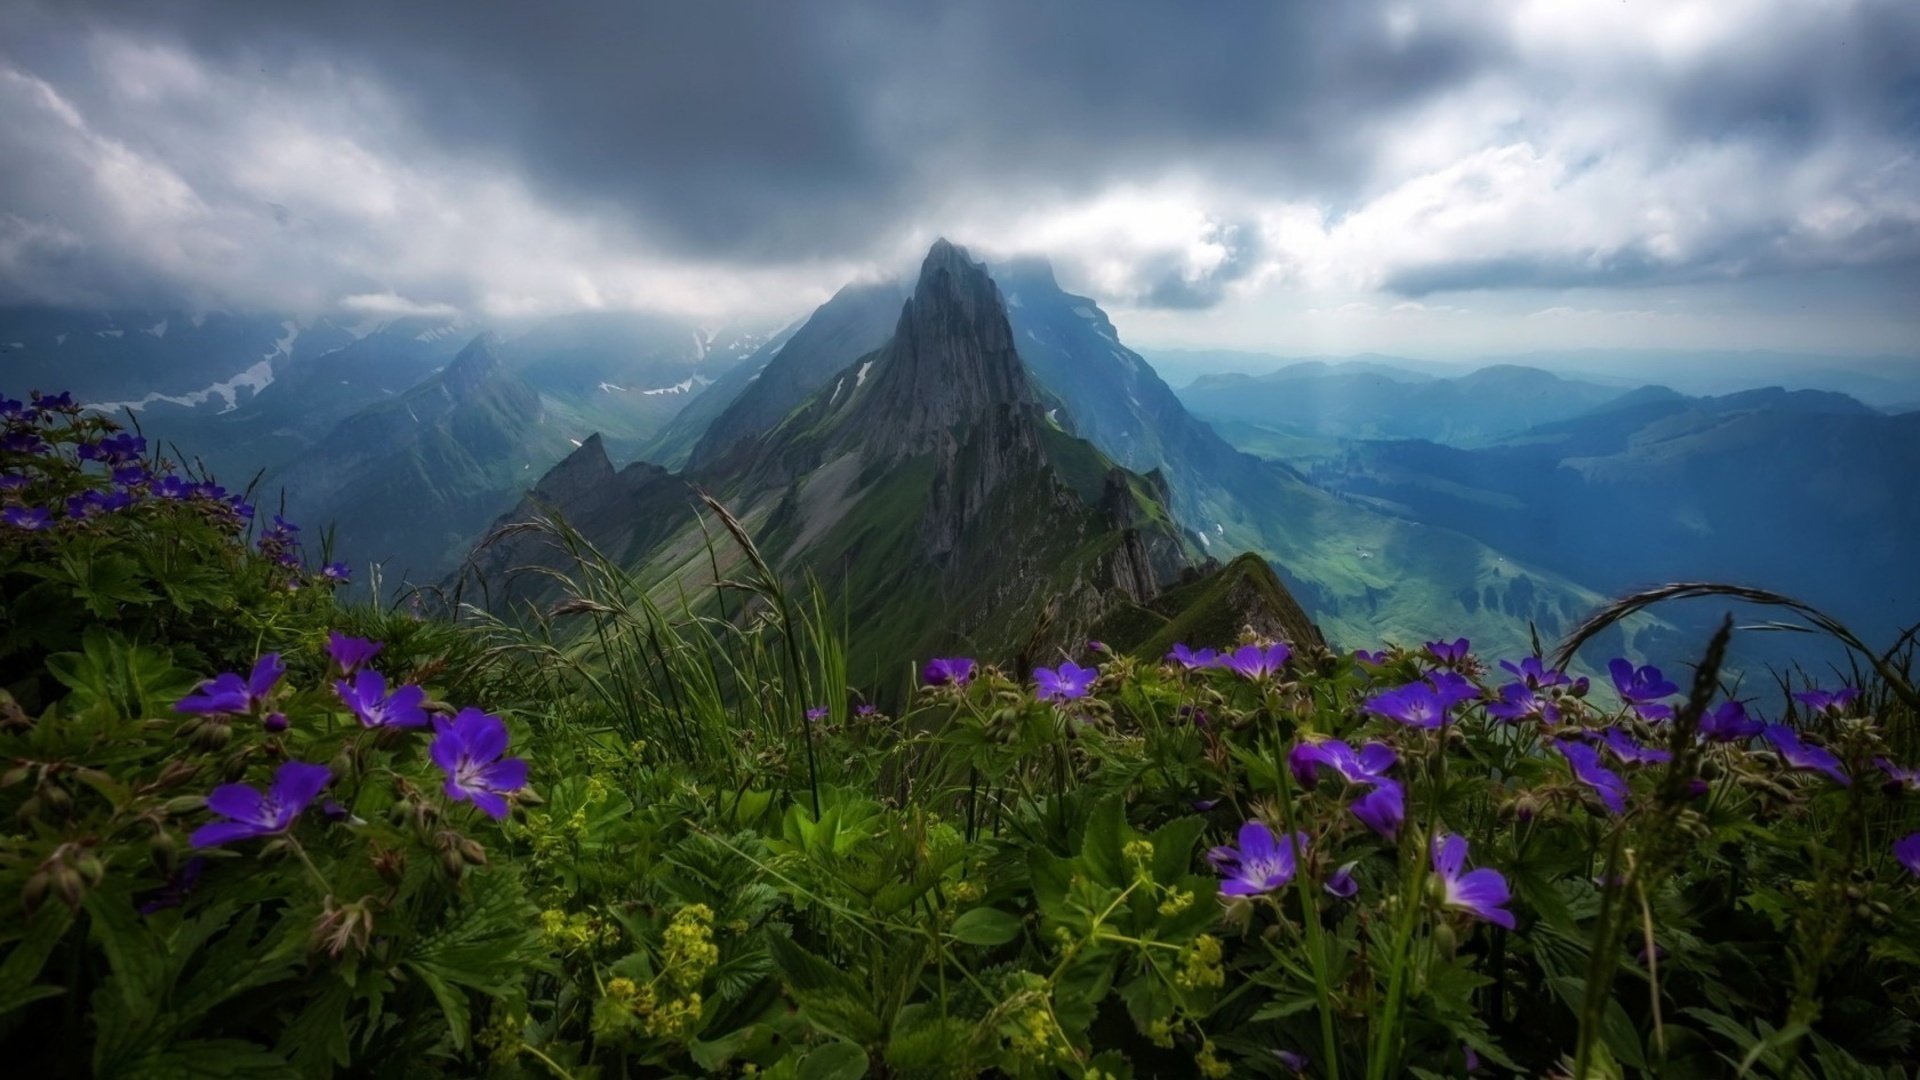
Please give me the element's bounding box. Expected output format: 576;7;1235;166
1222;642;1291;680
3;505;50;531
1351;778;1405;840
321;562;351;584
1501;656;1572;688
805;706;828;721
1699;700;1762;742
922;657;975;687
325;631;384;672
1290;739;1396;788
1214;821;1305;896
1325;862;1359;899
1274;1050;1309;1074
0;395;22;418
1034;660;1097;702
0;433;46;455
1608;659;1677;721
0;472;27;491
1557;740;1629;815
1191;798;1220;811
154;475;191;499
175;654;283;715
1353;649;1389;666
1166;643;1221;670
1428;670;1481;711
429;707;528;820
112;464;149;487
855;704;877;717
1793;687;1861;716
136;856;208;915
1875;757;1920;792
1486;681;1559;725
1896;832;1920;877
1431;833;1515;929
263;712;289;734
1426;638;1470;666
1365;681;1449;729
189;761;332;847
1599;726;1673;766
1762;725;1849;785
335;668;429;729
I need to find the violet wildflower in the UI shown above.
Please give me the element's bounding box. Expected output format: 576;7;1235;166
1428;670;1481;711
3;505;50;531
805;706;828;722
855;704;877;717
1353;648;1389;666
1426;637;1470;666
0;472;27;491
0;433;46;454
1364;680;1449;729
175;654;283;715
1486;681;1558;724
1608;659;1678;721
1501;655;1572;688
1034;660;1097;702
136;856;208;915
1166;643;1221;669
1896;833;1920;877
1192;798;1220;811
1874;757;1920;792
1222;642;1291;680
112;464;149;487
1557;740;1629;814
1289;739;1396;788
1762;725;1849;785
1599;726;1673;766
1699;700;1762;742
321;562;351;584
1793;687;1861;715
189;761;331;847
154;475;191;499
263;712;289;734
0;395;22;418
1273;1050;1309;1075
1431;833;1516;928
1325;862;1359;899
922;657;975;687
335;668;429;729
1351;778;1405;840
429;707;528;820
325;631;384;672
1214;821;1305;896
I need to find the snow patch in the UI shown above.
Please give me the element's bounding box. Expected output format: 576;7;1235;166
144;319;168;339
1005;292;1022;308
569;437;584;448
599;382;628;393
1197;532;1211;549
96;329;124;339
641;375;712;396
828;378;845;406
854;359;874;387
1072;306;1096;320
1214;523;1224;535
55;333;67;346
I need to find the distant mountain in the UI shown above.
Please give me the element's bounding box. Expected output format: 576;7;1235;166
1177;363;1628;445
460;241;1242;682
1264;386;1920;657
1138;348;1464;388
274;333;577;585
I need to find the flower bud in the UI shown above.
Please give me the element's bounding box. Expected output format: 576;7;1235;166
164;795;207;816
77;853;105;887
150;830;178;874
0;765;29;788
1432;920;1458;955
21;871;50;915
458;836;488;866
262;712;289;734
41;785;71;816
50;864;85;909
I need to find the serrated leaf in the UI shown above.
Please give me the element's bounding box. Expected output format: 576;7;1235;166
798;1041;869;1080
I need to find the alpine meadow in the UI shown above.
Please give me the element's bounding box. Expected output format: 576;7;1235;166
3;2;1919;1078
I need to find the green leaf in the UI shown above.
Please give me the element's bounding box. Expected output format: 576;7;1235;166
798;1041;870;1080
948;907;1022;947
0;902;75;1016
767;934;882;1046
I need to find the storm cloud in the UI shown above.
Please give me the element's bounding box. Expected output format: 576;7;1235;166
1;0;1916;351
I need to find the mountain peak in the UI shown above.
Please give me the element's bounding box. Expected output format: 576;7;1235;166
442;332;506;398
844;239;1034;456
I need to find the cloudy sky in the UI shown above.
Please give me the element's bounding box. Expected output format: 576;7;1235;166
2;0;1917;358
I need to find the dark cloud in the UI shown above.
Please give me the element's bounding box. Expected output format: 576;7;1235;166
0;0;1916;334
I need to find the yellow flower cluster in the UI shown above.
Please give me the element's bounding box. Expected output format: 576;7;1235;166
1195;1039;1231;1079
1174;934;1225;991
662;903;720;991
476;1005;526;1065
1122;838;1156;877
1157;887;1194;916
642;991;703;1039
539;908;614;952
